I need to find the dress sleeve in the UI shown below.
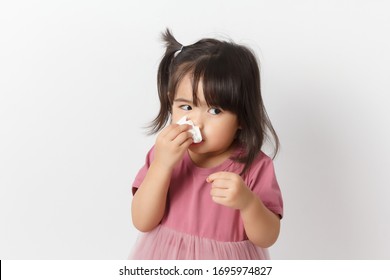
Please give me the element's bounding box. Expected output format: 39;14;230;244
132;146;155;195
247;153;284;219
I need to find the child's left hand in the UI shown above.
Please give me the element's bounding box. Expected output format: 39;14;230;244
207;172;255;210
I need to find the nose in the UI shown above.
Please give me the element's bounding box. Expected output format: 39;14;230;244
186;111;203;129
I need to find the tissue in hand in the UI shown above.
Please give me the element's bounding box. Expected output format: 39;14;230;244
176;116;203;143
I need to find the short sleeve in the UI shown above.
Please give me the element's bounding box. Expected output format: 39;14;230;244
132;146;155;195
246;153;284;219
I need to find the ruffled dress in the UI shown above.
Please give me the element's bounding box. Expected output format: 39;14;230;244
129;147;283;260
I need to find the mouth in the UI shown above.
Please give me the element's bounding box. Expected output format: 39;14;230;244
191;140;204;146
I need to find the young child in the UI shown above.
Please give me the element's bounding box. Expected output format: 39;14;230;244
130;29;283;260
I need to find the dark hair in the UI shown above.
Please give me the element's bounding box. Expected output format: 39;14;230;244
149;28;279;175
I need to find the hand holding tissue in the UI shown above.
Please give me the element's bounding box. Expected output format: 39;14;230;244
177;116;203;143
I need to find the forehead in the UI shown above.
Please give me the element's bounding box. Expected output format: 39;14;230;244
174;73;206;104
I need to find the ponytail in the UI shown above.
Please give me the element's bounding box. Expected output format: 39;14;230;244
148;29;183;134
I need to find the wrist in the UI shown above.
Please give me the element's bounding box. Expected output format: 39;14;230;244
150;159;175;174
240;192;258;213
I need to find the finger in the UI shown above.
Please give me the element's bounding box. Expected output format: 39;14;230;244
173;131;193;146
159;124;178;138
210;179;230;189
182;136;194;148
207;171;233;183
210;187;227;198
166;124;192;141
211;196;226;206
159;124;189;139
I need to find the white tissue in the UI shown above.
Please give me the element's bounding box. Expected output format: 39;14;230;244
177;116;203;143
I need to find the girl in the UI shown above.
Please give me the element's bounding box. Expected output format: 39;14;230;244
130;29;283;259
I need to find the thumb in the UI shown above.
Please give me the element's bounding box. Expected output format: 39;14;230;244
206;171;229;183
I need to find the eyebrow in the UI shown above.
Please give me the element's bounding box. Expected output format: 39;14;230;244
173;98;193;104
173;97;209;108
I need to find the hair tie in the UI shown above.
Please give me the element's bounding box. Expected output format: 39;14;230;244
173;45;184;58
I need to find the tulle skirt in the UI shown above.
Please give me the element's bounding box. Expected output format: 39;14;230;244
129;225;269;260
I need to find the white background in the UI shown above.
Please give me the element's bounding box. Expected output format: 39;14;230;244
1;0;389;259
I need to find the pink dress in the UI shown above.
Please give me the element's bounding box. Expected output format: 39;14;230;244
130;146;283;260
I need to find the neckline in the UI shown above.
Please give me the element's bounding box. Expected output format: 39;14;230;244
183;148;244;175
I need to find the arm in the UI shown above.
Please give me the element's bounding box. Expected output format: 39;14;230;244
207;172;280;248
240;193;280;248
131;162;173;232
131;124;193;232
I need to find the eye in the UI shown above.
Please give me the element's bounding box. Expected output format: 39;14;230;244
179;105;192;111
208;108;222;115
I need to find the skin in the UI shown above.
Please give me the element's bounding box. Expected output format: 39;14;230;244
132;74;280;248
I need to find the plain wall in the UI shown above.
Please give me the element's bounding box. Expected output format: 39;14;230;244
1;0;389;259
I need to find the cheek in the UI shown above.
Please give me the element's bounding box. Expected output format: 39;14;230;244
171;110;185;124
205;123;237;141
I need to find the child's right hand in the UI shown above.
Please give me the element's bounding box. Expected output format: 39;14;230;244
153;124;193;171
